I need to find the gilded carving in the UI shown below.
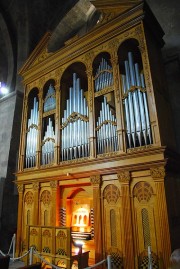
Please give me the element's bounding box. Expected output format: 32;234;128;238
50;180;58;189
117;171;130;183
133;181;154;202
32;182;39;190
150;167;165;179
60;112;89;129
90;175;101;186
60;157;89;165
17;184;24;193
41;190;51;205
97;151;119;158
108;38;119;52
24;191;34;205
94;86;114;98
127;144;152;153
103;184;120;204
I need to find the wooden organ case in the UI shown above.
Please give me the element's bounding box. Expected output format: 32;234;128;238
16;1;177;269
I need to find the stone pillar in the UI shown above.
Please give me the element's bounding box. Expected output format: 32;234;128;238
117;171;135;269
90;175;103;263
150;166;171;268
50;180;59;226
16;184;24;256
32;182;39;225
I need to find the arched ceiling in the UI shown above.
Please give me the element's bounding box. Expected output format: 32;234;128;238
0;0;180;94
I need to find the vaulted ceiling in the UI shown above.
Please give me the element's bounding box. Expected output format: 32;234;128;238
0;0;180;94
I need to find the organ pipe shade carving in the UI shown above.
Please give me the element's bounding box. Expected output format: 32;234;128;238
61;73;89;161
42;118;55;165
121;51;152;148
142;208;151;249
25;97;39;168
94;58;113;92
96;96;118;154
43;84;56;112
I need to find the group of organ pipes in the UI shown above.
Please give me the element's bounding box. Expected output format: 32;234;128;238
121;52;152;148
61;73;89;161
24;52;152;168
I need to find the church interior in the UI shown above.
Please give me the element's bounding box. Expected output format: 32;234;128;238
0;1;180;269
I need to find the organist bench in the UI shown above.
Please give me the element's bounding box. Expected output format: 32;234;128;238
24;225;90;269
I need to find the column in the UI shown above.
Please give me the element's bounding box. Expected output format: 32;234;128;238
86;52;96;158
16;184;24;256
117;171;135;269
50;180;59;226
90;175;103;262
32;182;39;225
36;90;43;168
54;78;61;164
150;166;171;268
110;46;125;152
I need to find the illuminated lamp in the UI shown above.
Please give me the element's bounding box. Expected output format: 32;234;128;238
0;82;9;95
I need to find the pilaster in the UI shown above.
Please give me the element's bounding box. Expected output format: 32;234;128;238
90;175;103;262
150;166;171;269
32;182;39;225
117;170;135;269
50;180;59;226
16;184;24;256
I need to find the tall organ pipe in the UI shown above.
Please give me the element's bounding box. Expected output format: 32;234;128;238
25;97;39;168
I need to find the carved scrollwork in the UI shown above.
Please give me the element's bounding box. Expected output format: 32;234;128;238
32;182;39;190
117;171;130;183
60;112;89;129
150;167;165;179
17;184;24;193
90;175;102;186
50;180;58;189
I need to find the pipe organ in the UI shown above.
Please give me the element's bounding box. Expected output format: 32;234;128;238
94;58;113;91
96;96;118;154
42;118;55;165
25;97;39;168
121;51;152;148
61;73;89;161
43;84;56;112
17;2;176;269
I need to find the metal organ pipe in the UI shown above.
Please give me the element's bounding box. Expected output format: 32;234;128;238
25;97;39;168
42;118;55;165
121;51;152;148
61;73;89;161
94;58;113;92
96;96;118;154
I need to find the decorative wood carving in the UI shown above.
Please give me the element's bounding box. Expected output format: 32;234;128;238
90;175;101;186
150;166;165;179
117;171;130;183
103;184;120;204
24;191;34;205
133;181;154;202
